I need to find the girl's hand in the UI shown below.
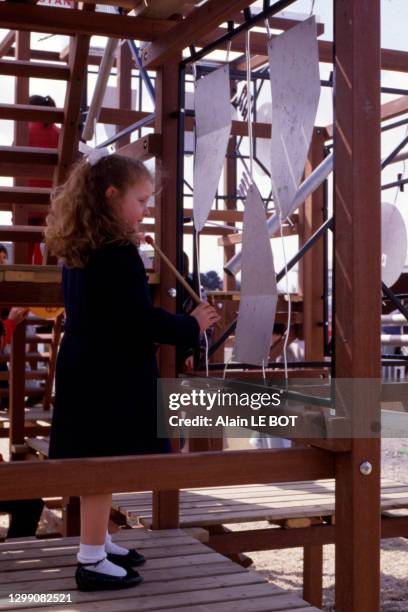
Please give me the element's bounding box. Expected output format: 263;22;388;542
184;355;194;371
191;302;221;333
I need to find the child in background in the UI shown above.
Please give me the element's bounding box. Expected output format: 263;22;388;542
45;153;220;592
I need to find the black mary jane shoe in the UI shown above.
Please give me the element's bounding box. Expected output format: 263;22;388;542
75;560;143;592
107;549;146;568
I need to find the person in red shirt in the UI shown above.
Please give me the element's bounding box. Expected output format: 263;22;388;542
28;95;61;265
0;318;44;538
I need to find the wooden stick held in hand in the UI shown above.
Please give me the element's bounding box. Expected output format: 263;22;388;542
144;235;201;305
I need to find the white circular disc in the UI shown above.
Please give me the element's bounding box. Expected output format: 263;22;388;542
382;202;408;286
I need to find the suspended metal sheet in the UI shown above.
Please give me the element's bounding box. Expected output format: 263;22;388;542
268;16;320;218
381;202;408;287
193;65;232;232
233;184;278;366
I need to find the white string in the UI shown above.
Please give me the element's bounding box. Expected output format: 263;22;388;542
245;30;254;182
309;0;316;16
205;220;240;232
261;358;266;381
223;354;233;379
194;231;209;377
226;40;232;65
264;18;272;40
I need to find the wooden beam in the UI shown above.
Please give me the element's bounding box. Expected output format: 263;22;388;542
0;103;64;123
0;146;57;165
0;186;50;205
0;4;172;39
0;30;15;58
54;7;93;186
0;447;334;500
142;0;254;69
0;164;53;179
116;41;133;149
0;59;70;80
217;223;297;247
333;1;381;610
13;30;30;264
117;133;162;161
0;225;44;242
299;129;325;361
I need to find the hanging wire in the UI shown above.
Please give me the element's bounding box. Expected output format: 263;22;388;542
264;17;272;40
309;0;316;17
226;40;232;65
194;231;209;377
245;30;254;182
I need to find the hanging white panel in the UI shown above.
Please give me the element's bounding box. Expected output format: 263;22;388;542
193;65;232;232
233;184;278;366
268;16;320;218
382;202;408;287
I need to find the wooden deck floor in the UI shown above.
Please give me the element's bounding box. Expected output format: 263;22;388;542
112;478;408;528
0;528;318;611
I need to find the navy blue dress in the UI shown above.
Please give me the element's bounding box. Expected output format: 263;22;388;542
48;241;199;459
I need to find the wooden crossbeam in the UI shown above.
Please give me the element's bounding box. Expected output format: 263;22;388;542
54;6;94;186
0;103;64;123
0;225;44;242
0;30;15;58
0;4;172;39
0;186;50;205
0;164;53;179
0;448;334;501
0;59;70;80
117;133;162;160
0;146;57;165
142;0;255;69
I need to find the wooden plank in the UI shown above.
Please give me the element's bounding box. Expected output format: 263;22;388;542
0;58;69;80
133;0;200;19
217;223;297;247
0;186;51;205
0;163;54;180
0;103;63;123
54;9;93;186
0;4;172;39
0;146;57;165
0;448;335;501
0;225;44;242
117;133;162;161
142;0;257;69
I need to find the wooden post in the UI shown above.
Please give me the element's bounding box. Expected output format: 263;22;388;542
299;128;325;362
116;42;132;149
13;31;30;264
9;323;26;461
334;2;381;611
152;58;181;529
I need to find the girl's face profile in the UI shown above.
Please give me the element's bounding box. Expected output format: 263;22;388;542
107;179;154;228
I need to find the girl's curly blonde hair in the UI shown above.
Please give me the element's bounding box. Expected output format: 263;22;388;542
45;154;153;268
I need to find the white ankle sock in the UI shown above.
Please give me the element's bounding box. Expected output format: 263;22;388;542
105;531;129;557
77;543;126;577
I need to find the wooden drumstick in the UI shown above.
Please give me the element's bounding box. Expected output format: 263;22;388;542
144;235;201;305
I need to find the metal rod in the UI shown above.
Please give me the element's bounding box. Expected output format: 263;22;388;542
381;133;408;170
126;39;156;104
225;152;334;275
381;282;408;324
209;217;333;356
96;112;155;148
181;0;299;66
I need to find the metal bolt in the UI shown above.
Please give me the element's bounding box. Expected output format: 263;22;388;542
360;461;373;476
168;288;177;298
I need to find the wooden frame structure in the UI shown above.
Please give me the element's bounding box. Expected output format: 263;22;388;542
0;1;399;610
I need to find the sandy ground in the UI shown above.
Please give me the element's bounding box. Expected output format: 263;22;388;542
0;438;407;609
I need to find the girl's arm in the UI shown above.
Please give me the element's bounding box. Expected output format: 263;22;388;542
93;244;200;348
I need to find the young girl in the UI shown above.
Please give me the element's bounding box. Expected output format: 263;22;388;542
45;154;219;592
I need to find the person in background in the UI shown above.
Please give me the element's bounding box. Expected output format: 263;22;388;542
28;95;61;265
0;244;8;265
